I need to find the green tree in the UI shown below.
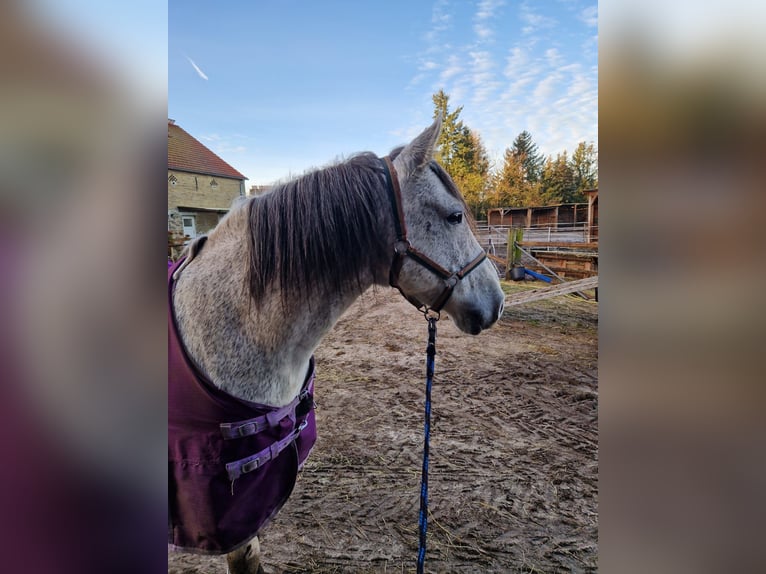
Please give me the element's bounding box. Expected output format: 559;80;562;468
431;90;491;219
510;130;544;183
571;141;598;198
432;89;466;172
540;152;577;204
491;130;546;208
493;146;544;207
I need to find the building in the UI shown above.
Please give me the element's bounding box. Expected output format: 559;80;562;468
584;188;598;242
249;184;271;196
487;203;588;228
167;119;247;256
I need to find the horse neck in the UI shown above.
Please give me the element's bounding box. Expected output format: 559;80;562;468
173;198;391;407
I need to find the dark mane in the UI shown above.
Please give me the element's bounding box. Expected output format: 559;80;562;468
247;153;391;304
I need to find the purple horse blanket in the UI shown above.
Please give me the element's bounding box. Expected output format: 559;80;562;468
168;258;317;554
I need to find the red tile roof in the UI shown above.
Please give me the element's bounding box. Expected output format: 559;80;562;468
168;120;247;180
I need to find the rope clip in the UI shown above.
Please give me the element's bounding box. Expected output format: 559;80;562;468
423;308;440;322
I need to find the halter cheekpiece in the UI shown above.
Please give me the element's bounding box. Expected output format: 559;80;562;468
381;156;487;316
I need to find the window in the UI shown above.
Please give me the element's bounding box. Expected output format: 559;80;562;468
181;215;196;240
210;179;219;189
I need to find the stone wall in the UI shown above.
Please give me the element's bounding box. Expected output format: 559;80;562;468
167;170;242;212
167;170;244;259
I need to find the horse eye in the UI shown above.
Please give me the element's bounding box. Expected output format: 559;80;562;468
446;212;463;225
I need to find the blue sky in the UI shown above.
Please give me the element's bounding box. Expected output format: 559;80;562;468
169;0;597;186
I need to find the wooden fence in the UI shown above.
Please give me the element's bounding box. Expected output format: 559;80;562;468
476;224;598;281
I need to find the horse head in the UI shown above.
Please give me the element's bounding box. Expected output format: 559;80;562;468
389;119;505;334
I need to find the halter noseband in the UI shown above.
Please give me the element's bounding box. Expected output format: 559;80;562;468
381;156;487;315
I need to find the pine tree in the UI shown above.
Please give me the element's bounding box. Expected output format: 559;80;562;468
510;130;544;183
571;141;598;199
430;90;491;219
432;89;466;172
494;146;544;207
540;152;577;204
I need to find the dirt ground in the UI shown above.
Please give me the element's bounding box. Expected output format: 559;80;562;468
169;281;598;573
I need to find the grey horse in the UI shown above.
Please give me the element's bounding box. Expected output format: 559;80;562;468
169;117;504;573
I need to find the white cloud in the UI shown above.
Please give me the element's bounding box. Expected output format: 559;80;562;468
199;134;250;160
468;50;500;103
503;68;538;99
440;54;463;83
545;48;562;67
470;50;494;74
533;72;563;100
474;23;492;40
476;0;505;20
216;144;247;155
408;0;455;91
402;0;596;164
519;1;557;37
567;72;592;98
185;55;208;81
504;46;528;78
425;0;453;44
407;73;426;89
580;5;598;28
473;0;505;41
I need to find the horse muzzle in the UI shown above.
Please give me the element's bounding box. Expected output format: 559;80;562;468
449;290;505;335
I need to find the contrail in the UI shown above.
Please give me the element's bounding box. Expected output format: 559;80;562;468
185;55;208;80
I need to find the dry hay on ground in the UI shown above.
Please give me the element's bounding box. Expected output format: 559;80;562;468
169;282;598;573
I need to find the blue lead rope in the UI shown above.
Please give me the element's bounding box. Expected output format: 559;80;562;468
417;316;438;574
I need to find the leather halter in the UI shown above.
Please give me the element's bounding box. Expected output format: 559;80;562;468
381;156;487;315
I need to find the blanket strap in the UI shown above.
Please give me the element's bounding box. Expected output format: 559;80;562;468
225;420;308;483
220;388;313;439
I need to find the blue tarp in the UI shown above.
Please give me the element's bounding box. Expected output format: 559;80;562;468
524;268;553;283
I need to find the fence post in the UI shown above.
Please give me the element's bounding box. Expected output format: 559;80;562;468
508;227;523;268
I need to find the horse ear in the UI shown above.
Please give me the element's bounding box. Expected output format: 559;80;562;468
395;116;442;178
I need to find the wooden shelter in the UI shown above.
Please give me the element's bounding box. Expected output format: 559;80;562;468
584;188;598;242
487;203;588;228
